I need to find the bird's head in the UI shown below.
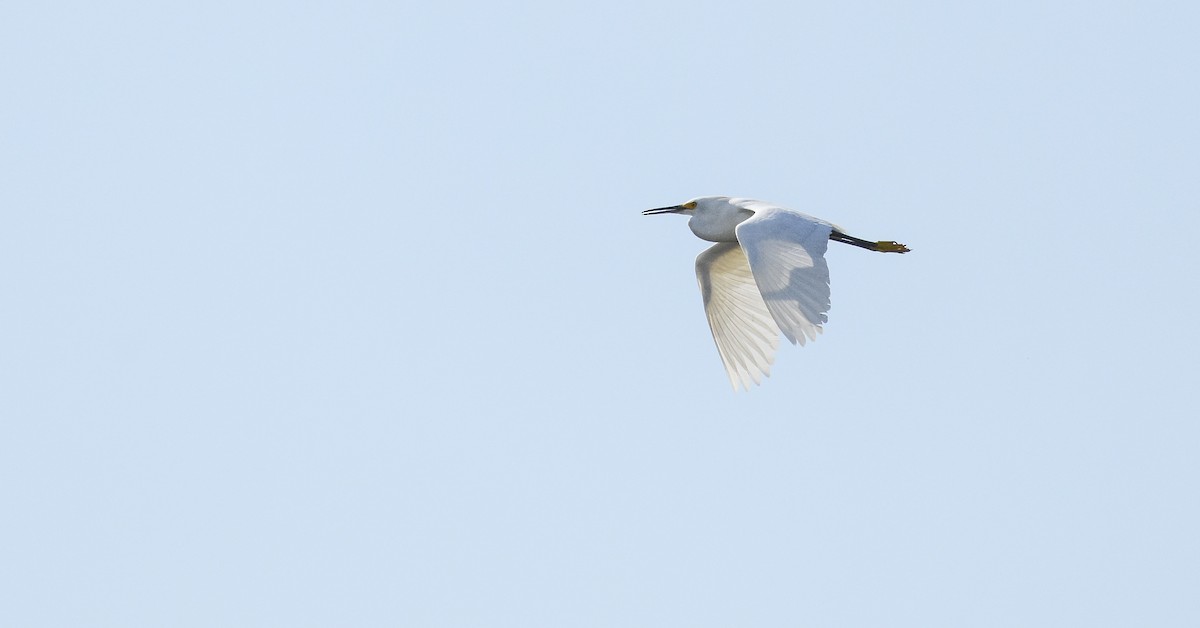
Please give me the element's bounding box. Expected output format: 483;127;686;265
641;197;747;242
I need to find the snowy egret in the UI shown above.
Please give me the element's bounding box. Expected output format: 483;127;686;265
643;196;909;390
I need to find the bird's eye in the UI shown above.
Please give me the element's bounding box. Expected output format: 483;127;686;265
682;201;697;209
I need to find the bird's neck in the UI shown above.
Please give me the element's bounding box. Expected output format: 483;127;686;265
688;208;752;243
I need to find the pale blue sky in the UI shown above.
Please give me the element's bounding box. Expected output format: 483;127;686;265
3;1;1198;626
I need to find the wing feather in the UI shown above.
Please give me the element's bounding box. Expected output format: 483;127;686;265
695;242;781;391
733;208;833;346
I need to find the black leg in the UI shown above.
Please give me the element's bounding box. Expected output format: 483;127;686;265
830;231;910;253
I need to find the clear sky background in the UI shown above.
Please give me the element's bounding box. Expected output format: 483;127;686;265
3;1;1198;626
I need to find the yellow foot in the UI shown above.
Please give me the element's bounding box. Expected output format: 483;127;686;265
875;241;910;253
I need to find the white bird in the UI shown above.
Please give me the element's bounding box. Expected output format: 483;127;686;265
643;196;909;390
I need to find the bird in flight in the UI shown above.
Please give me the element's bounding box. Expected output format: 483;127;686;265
643;196;909;390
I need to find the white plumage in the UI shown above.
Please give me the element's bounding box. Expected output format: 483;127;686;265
644;196;908;390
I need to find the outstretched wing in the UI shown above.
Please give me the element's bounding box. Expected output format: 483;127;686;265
695;242;782;391
734;207;833;345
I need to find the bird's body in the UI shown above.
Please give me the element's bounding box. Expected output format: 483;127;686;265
643;196;908;390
